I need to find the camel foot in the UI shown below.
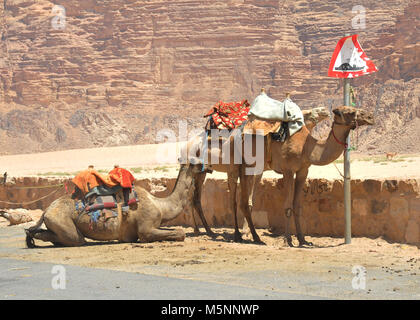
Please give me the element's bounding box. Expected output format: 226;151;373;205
284;236;294;247
234;231;243;243
205;229;215;238
252;234;264;245
298;239;313;247
254;239;266;245
25;230;36;248
207;232;216;238
193;227;200;236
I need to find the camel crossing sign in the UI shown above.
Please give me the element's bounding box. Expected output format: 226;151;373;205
328;34;377;78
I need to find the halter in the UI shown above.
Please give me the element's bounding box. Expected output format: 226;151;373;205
331;123;348;150
331;109;360;150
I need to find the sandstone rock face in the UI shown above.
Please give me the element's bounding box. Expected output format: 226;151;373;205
0;0;419;155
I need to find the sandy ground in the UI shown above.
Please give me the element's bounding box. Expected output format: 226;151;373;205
0;142;418;180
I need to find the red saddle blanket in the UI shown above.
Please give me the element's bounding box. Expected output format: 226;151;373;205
204;99;250;130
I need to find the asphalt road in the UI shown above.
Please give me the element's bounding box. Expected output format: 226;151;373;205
0;258;326;300
0;225;418;300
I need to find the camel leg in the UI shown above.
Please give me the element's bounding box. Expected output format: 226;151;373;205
242;173;262;234
227;168;241;242
26;229;62;247
192;172;214;236
283;171;295;247
191;204;200;235
191;172;205;235
27;212;86;247
293;168;313;247
138;227;185;243
239;167;263;244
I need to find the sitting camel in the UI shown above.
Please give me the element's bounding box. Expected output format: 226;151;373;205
25;163;202;247
187;106;330;237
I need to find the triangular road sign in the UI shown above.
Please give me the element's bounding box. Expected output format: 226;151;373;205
328;34;377;78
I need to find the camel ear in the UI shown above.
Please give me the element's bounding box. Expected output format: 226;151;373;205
332;108;346;119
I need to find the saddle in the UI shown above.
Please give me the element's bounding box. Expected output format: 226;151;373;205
243;114;282;136
244;91;304;137
204;99;250;130
72;168;139;225
84;188;139;212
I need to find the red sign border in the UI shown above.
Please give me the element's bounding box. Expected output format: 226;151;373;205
328;34;377;78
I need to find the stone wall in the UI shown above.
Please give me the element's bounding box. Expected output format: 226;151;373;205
0;176;419;245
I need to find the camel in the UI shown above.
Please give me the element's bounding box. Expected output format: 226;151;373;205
386;152;397;160
25;163;203;247
236;105;374;246
187;106;330;237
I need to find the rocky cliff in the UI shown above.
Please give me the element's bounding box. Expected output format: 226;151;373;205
0;0;418;155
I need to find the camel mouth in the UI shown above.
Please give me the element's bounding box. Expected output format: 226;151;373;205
313;107;330;120
355;110;375;126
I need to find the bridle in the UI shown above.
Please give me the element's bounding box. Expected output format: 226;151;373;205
331;110;359;150
331;123;348;150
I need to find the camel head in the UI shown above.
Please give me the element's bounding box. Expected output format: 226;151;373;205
302;107;330;129
332;106;374;129
178;155;211;174
71;185;84;201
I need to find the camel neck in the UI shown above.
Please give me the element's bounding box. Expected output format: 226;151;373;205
160;165;194;223
308;123;351;166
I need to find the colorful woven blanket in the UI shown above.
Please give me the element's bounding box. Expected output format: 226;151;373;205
204;100;250;130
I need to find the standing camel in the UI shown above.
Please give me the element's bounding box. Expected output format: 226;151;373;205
188;106;330;238
237;106;374;246
25;163;203;247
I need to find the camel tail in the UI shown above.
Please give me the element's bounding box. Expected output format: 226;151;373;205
24;211;46;249
26;211;46;233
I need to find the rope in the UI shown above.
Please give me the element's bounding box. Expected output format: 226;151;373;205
3;183;65;190
347;85;359;152
201;130;208;172
0;187;63;205
333;161;345;179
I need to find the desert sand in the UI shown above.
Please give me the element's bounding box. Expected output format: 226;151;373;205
0;142;418;180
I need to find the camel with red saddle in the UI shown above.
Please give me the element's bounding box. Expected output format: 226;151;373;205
187;102;330;237
25;163;202;247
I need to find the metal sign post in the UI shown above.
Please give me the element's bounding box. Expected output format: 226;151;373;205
343;75;351;244
327;33;377;245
